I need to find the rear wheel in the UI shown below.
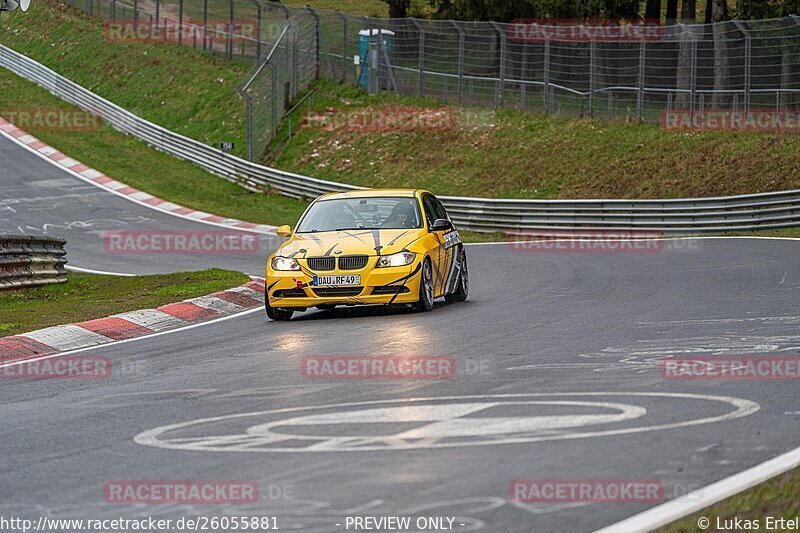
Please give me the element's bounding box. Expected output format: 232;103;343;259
445;248;469;304
265;299;294;321
413;258;435;312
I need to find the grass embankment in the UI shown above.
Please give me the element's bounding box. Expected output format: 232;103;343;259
0;269;249;337
659;468;800;532
1;0;799;242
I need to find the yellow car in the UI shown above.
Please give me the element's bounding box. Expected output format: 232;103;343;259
265;189;468;320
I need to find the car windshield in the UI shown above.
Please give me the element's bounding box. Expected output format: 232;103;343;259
296;197;423;232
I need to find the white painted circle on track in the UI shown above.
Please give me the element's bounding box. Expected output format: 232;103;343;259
134;392;759;453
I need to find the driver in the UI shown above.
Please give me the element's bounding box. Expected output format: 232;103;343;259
383;201;418;229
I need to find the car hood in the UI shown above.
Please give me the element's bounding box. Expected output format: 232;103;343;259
276;228;424;258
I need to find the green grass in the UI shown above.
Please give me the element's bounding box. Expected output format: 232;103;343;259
0;269;249;337
0;0;251;159
659;468;800;532
274;79;800;200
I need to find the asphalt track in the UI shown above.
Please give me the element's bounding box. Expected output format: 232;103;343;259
3;132;800;532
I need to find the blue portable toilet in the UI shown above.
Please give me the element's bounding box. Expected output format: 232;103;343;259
358;28;395;90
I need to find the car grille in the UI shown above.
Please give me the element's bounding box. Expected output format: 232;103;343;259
273;288;306;298
338;255;368;270
371;285;411;295
307;257;335;271
312;287;363;297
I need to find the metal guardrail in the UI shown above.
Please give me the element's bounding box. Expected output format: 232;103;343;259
1;44;800;234
0;235;68;290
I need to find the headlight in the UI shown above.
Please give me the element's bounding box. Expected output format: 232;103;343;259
376;251;416;268
271;256;301;271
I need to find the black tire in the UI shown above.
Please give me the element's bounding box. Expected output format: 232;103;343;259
413;257;435;312
265;299;294;321
445;248;469;304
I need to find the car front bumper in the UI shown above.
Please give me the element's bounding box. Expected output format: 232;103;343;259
265;259;422;309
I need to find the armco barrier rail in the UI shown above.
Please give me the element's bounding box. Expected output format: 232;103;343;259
0;235;68;290
2;44;800;234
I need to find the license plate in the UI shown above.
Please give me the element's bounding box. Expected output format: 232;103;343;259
312;275;361;286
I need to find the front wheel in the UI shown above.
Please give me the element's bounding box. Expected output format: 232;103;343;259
445;248;469;304
413;258;435;312
265;299;294;321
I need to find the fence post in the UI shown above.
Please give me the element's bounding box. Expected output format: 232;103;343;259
368;33;379;95
451;21;465;103
178;0;184;46
335;11;347;83
491;22;506;108
690;36;697;112
520;40;528;110
110;0;115;23
411;20;425;96
376;21;384;91
227;0;234;60
255;2;262;58
133;0;138;22
305;6;320;79
732;21;750;113
544;38;550;113
270;64;278;139
637;39;645;121
155;0;160;25
589;30;596;118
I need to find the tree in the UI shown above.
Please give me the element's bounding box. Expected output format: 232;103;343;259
385;0;410;18
665;0;678;24
681;0;696;22
711;0;729;107
645;0;661;21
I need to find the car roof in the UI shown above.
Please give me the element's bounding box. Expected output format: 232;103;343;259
317;188;426;201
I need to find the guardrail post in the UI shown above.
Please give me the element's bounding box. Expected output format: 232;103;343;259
637;39;645;121
491;22;506;107
305;6;320;79
544;38;550;113
451;21;465;104
335;11;347;83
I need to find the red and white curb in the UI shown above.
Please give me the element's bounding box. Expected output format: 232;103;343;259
0;117;275;234
0;278;265;363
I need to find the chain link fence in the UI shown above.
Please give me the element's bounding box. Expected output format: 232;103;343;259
62;0;800;161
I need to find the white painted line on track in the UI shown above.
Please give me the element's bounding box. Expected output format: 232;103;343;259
0;127;274;235
594;444;800;533
66;265;136;277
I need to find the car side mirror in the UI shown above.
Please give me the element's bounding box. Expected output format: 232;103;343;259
276;225;293;237
430;218;453;232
